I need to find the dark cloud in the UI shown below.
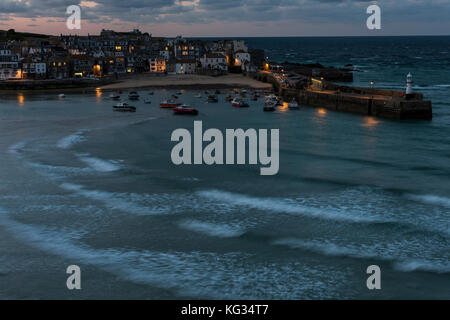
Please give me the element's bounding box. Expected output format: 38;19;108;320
1;0;449;34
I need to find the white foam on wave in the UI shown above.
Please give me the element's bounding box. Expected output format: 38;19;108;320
26;162;94;180
178;220;245;238
273;238;450;274
408;194;450;208
0;205;347;299
57;130;87;149
8;141;27;156
60;183;168;215
394;260;450;274
76;153;122;172
197;189;381;223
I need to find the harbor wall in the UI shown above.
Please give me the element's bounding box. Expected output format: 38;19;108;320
281;87;432;119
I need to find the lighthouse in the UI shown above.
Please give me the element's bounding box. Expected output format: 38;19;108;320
406;73;413;95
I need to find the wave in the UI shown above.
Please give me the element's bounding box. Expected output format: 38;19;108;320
57;130;87;149
0;206;346;299
76;153;122;172
394;260;450;274
274;238;450;274
196;189;384;223
60;183;169;215
178;220;245;238
408;194;450;208
8;140;27;157
26;162;94;180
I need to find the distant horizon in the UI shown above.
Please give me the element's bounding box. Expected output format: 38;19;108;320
3;29;450;39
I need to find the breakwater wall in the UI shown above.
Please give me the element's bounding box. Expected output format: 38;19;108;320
290;89;432;119
253;71;432;119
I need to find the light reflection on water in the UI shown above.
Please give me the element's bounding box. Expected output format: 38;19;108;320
17;93;25;107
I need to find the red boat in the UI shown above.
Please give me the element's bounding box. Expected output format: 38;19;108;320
160;99;182;108
231;98;249;108
173;105;198;115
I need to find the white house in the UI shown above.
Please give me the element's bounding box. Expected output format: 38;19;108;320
0;49;21;80
200;53;228;71
234;50;251;70
22;62;47;79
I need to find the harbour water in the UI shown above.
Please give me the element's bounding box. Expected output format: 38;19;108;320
0;36;449;299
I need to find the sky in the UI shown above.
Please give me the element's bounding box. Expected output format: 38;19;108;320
1;0;450;37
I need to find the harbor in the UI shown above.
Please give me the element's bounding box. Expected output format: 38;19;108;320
256;70;433;119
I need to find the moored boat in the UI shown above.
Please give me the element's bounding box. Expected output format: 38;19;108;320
144;98;152;104
173;105;198;115
288;99;299;109
263;105;276;112
128;91;140;100
207;95;218;103
109;93;121;100
113;102;136;112
232;98;249;108
160;99;182;108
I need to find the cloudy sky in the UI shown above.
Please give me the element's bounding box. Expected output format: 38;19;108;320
1;0;450;37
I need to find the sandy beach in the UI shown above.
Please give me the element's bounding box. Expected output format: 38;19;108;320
100;73;272;90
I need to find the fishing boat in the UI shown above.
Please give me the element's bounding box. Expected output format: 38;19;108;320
288;99;299;109
128;91;140;100
173;105;198;115
225;95;233;102
207;95;218;103
113;102;136;112
172;94;179;99
194;93;202;98
160;100;182;108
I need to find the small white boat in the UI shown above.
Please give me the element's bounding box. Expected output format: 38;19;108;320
288;99;299;109
113;102;136;112
58;94;65;98
109;93;121;100
194;93;202;98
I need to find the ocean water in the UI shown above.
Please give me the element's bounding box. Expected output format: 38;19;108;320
0;36;449;299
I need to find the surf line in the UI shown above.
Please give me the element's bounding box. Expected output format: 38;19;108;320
171;121;279;176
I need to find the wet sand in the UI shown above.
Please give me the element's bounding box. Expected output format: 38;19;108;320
100;73;272;90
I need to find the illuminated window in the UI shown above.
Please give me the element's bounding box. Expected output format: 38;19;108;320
182;51;188;56
116;46;122;51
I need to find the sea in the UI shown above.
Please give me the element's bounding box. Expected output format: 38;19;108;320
0;36;449;299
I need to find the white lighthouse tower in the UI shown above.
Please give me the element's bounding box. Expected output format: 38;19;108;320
406;73;413;95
